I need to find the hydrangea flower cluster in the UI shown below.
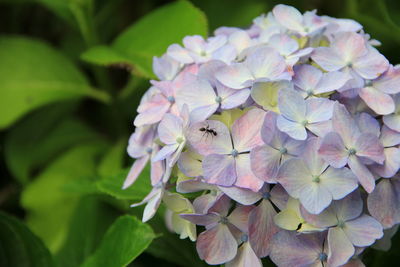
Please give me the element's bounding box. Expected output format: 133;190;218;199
125;4;400;267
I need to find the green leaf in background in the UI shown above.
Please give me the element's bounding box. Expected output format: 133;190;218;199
21;142;108;253
0;36;109;129
4;103;99;184
81;215;155;267
56;196;121;267
81;0;208;78
97;138;127;178
0;211;55;267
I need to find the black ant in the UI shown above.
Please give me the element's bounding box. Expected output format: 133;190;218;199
199;124;217;140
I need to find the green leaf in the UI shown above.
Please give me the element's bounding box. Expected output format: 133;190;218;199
4;103;99;184
21;142;108;253
0;211;55;267
0;36;109;129
97;138;127;178
56;196;121;267
81;0;208;78
81;215;155;267
96;166;151;201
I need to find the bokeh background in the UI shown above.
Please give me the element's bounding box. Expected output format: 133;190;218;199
1;0;400;266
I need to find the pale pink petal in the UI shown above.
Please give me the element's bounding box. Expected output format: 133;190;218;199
270;231;324;267
177;178;215;193
183;35;205;53
232;108;266;151
307;120;333;137
272;4;304;32
175;77;216;111
152;143;178;162
228;205;254;232
383;113;400;132
327;227;355;267
293;64;322;93
187;120;232;155
190;104;219;123
343;215;383;247
371;148;400;178
316;70;351;94
277;158;310;198
196;224;238;265
209;194;232;216
320;167;358;200
270;184;290;210
134;103;170;127
354;133;385;164
203;154;236;187
333;190;363;221
250;145;282;183
373;65;400;94
180;213;220;226
215;63;253;89
248;200;279;257
150;157;164;186
278;88;307;122
380;125;400;147
332;102;360;147
299;182;332;214
235;154;264;192
226;241;262;267
302;137;328;176
306;98;334;123
359;86;395;115
356;113;380;136
177;151;203;177
318;132;348;168
123;156;149;189
368;179;400;229
268;33;299;56
158;113;183;144
206;35;227;53
311;47;345;71
353;46;389;80
333;32;367;62
167;44;193;64
300;205;338;228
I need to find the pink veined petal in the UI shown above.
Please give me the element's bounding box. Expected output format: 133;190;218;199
318;132;348;168
306;120;333;138
152;143;179;162
319;167;358;200
177;151;203;177
261;111;279;144
332;102;361;147
356;113;380;136
221;88;251;109
215;63;253;89
278;88;307;122
226;241;262;267
152;54;180;81
286;47;313;66
250;145;282;183
315;70;351;94
293;64;323;93
234;154;264;192
123;156;149;189
354;133;385;164
333;190;363;222
333;32;368;63
228;205;254;232
157;113;183;145
203;154;236;187
306;98;335;123
359;86;395;115
131;187;164;222
302;137;328;176
272;4;304;32
183;35;205;53
299;182;333;214
209;194;232;216
134;103;170;127
311;47;345;71
228;30;252;53
300;204;338;228
196;224;238;265
177;178;215;194
168;142;185;167
276;116;307;140
151;156;165;186
180;213;220;226
193;194;218;214
383;113;400;133
373;65;400;94
187;120;232;155
371;148;400;178
368;179;400;229
167;43;193;64
270;184;290;210
353;46;389;80
277;158;311;198
380;125;400;147
270;231;324;267
198;60;226;85
245;46;287;80
268;33;299;56
343;215;383;247
206;35;227;53
248;200;279;257
232;108;266;151
219;186;261;205
175;77;216;111
327;227;355;267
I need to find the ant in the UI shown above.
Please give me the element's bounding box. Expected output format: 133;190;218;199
199;123;217;140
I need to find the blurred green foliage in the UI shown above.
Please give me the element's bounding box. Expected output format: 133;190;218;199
1;0;400;266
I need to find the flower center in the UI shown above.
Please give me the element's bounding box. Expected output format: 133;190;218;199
301;120;308;127
306;89;314;97
176;136;185;144
337;220;346;228
145;147;153;154
231;149;239;157
365;80;373;87
262;191;271;200
241;234;249;242
319;252;328;261
215;96;222;103
219;216;229;224
348;148;357;156
279;147;288;154
312;175;321;183
167;96;175;103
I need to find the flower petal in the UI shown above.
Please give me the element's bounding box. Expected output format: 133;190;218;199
221;88;251;109
245;46;287;80
251;81;291;112
278;87;306;122
219;186;261;205
343;215;383;247
311;47;344;71
354;133;385;164
272;4;304;32
353;46;389;80
306;98;334;123
250;145;282;183
318;132;348;168
277;158;310;198
348;156;376;193
123;156;149;189
327;227;355;267
320;167;358;200
215;63;253;89
371;148;400;178
235;154;264;192
226;241;262;267
359;86;395;115
203;154;236;187
158;113;183;144
277;116;307;140
232;108;266;151
332;102;360;147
